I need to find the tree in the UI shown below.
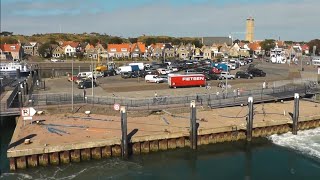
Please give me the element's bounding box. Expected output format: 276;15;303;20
38;42;54;58
1;37;18;44
192;39;202;48
128;38;138;44
108;37;123;44
260;39;276;52
307;39;320;56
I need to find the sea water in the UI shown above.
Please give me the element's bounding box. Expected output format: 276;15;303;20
1;125;320;180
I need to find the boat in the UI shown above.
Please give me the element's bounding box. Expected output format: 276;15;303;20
0;62;31;78
270;47;286;64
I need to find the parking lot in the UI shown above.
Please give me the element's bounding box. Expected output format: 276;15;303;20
36;59;319;98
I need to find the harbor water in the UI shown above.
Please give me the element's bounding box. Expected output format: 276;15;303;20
1;119;320;179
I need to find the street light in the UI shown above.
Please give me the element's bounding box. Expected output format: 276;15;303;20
71;57;74;112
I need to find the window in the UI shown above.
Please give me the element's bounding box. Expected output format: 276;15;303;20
121;48;127;52
110;48;116;52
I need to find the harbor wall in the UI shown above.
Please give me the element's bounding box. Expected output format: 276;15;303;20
8;118;320;170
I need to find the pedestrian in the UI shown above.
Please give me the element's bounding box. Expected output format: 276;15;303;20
262;81;266;89
154;92;158;97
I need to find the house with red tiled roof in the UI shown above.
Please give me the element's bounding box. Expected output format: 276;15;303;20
61;41;80;56
249;42;262;55
148;43;164;58
130;42;147;58
0;44;23;60
301;44;309;55
107;44;131;58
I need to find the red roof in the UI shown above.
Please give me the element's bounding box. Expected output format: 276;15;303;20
0;44;21;52
130;42;146;53
107;43;131;52
248;42;261;51
61;41;79;48
151;43;164;49
301;44;309;50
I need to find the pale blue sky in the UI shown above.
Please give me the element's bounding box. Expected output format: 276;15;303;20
1;0;319;41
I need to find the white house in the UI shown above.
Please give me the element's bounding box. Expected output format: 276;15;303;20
64;45;76;56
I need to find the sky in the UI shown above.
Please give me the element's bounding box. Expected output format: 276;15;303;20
1;0;319;41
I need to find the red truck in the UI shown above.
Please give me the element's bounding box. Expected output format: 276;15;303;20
168;74;206;88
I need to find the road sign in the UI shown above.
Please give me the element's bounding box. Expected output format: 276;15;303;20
21;107;36;117
114;104;120;111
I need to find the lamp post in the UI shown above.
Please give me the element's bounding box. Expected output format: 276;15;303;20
71;57;74;112
225;64;228;98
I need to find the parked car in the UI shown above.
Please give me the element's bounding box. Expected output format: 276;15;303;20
205;73;219;80
248;68;266;77
121;72;132;79
247;64;255;71
103;69;117;77
78;80;97;89
219;71;235;80
130;71;139;78
235;71;253;79
87;71;103;79
157;68;170;75
145;75;165;83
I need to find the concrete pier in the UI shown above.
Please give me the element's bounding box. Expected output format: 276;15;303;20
6;100;320;170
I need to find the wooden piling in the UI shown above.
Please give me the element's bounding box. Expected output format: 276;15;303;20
190;101;197;149
60;151;70;164
16;156;27;169
70;149;81;162
91;147;102;160
247;97;254;141
9;158;16;171
38;154;49;166
81;148;91;161
150;140;159;152
120;106;128;159
49;152;60;165
27;155;38;167
101;146;112;158
292;93;299;135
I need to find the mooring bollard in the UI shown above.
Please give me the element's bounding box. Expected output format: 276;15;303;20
120;106;128;158
190;100;197;150
292;93;300;135
247;97;254;141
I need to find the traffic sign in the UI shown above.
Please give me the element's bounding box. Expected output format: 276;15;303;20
21;107;36;117
114;104;120;111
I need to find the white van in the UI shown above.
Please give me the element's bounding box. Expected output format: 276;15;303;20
77;72;92;78
312;56;320;66
118;66;132;73
145;75;164;83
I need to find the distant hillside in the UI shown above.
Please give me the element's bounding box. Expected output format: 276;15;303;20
0;33;202;47
0;33;128;46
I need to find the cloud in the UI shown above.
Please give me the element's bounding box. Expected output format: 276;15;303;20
1;0;319;41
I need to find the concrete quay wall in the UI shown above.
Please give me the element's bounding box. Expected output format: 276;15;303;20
8;118;320;170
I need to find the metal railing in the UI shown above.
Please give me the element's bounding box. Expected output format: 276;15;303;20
23;82;320;110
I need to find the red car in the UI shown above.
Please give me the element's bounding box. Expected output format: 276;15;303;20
67;73;79;82
212;67;222;74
